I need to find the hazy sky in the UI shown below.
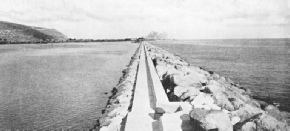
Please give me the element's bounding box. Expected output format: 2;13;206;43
0;0;289;39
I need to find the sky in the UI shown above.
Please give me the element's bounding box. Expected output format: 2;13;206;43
0;0;290;39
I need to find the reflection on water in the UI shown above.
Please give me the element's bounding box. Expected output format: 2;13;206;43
152;39;290;112
0;42;138;130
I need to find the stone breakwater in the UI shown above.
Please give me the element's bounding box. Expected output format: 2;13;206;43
95;45;141;131
146;43;290;131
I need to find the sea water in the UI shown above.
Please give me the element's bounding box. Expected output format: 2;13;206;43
0;42;138;130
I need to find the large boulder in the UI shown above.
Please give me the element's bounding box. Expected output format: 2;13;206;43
216;76;227;84
224;87;251;104
155;65;168;79
265;105;290;123
173;86;200;101
225;77;234;84
171;74;205;88
231;104;263;122
247;100;261;108
191;93;214;106
229;97;246;110
235;113;290;131
254;99;269;110
237;86;252;95
188;65;210;76
203;82;235;111
191;92;221;110
165;66;182;76
174;65;192;74
231;116;241;125
240;122;256;131
255;113;290;130
100;116;123;131
162;55;188;65
189;109;233;131
204;82;224;94
174;86;192;97
208;73;220;81
213;93;235;111
181;88;200;101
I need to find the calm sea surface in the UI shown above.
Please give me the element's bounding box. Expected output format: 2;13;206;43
0;42;138;130
151;39;290;112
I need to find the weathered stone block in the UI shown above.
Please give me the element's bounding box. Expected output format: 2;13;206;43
189;109;233;131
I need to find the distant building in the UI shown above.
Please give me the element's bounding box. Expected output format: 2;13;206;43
124;38;132;41
134;37;145;43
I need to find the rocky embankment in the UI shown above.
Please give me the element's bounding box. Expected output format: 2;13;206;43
146;43;290;131
95;45;141;131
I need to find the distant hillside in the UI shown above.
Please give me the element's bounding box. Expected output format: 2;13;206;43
0;21;68;43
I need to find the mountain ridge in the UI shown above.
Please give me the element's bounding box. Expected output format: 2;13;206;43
0;21;68;43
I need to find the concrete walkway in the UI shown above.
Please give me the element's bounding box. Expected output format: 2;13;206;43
125;42;194;131
125;43;162;131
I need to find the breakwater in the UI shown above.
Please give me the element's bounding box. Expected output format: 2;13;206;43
96;42;290;131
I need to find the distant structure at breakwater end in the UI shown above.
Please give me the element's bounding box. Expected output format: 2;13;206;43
95;42;290;131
